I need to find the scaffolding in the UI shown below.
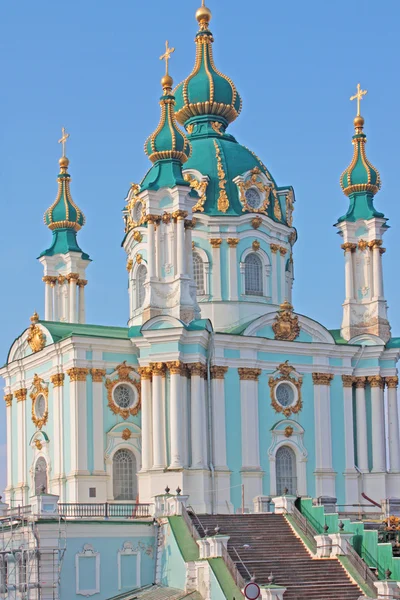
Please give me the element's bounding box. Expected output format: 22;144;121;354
0;513;67;600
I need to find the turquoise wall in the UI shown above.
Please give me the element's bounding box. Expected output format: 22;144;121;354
159;523;187;590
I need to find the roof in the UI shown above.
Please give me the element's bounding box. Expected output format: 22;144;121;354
106;585;200;600
329;329;349;345
40;320;129;343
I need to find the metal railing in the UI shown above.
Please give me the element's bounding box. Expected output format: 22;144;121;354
1;505;32;520
57;503;150;519
291;506;318;553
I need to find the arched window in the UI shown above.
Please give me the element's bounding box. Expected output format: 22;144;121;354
34;457;48;495
133;201;143;224
113;449;137;501
193;252;205;295
136;265;147;308
276;446;297;496
245;253;263;296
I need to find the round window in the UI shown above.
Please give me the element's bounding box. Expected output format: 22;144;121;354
275;383;295;408
245;187;262;209
133;202;143;223
35;394;46;418
113;384;135;409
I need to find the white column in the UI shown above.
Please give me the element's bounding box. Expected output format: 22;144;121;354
151;364;167;469
189;364;207;468
54;282;60;321
211;367;229;468
167;363;184;469
181;372;189;467
147;217;156;278
176;213;186;276
68;274;78;322
279;248;287;302
313;373;335;497
227;239;239;301
355;378;369;472
185;223;194;278
78;281;86;324
139;369;153;471
342;244;356;300
342;376;356;470
44;279;53;320
368;376;386;472
270;245;279;304
210;239;222;301
387;377;400;473
15;388;27;498
5;395;13;494
62;279;69;321
155;223;162;278
90;370;106;474
67;369;89;477
238;369;261;469
371;242;384;299
50;374;65;486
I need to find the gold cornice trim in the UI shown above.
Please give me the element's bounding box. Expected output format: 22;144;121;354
210;238;222;249
138;366;153;381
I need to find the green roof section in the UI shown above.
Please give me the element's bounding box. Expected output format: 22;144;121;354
39;320;129;343
39;229;90;260
168;516;199;562
386;337;400;349
208;557;243;599
329;329;349;345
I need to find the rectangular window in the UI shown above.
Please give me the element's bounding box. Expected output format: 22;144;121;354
89;488;96;498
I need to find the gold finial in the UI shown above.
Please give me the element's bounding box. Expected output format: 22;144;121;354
160;40;175;91
350;83;367;117
30;311;39;324
196;0;212;30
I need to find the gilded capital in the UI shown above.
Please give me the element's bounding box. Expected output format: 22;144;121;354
150;362;167;377
15;388;27;402
341;242;357;253
42;275;57;285
187;362;207;378
368;239;383;250
166;361;187;376
312;373;334;386
385;376;399;389
227;238;239;248
50;373;65;387
279;247;287;256
4;394;13;407
90;369;106;383
368;375;384;389
67;368;89;382
355;376;366;389
251;217;262;229
342;375;355;388
358;239;368;251
162;212;172;224
210;366;228;380
66;272;80;283
138;366;153;380
77;279;88;288
238;368;262;381
172;210;188;221
210;238;222;249
270;244;279;254
145;214;161;225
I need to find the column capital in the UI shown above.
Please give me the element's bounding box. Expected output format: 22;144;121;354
15;388;27;402
172;210;188;221
145;214;161;224
66;272;80;283
187;362;207;378
211;366;228;380
161;212;172;224
385;376;399;389
279;246;288;256
90;369;106;383
379;247;386;255
210;238;222;249
42;275;57;285
166;361;187;376
227;238;239;248
355;376;367;388
341;242;357;253
368;239;383;249
77;279;88;288
67;368;89;382
342;375;355;388
138;366;153;380
4;394;13;407
238;368;262;381
184;219;196;229
50;373;65;387
58;274;66;284
312;373;334;386
270;243;279;254
367;375;384;389
150;362;167;377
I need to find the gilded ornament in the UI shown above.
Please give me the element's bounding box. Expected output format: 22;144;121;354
91;369;106;383
166;361;187;376
350;83;367;117
288;232;296;246
237;168;271;215
210;366;228;380
138;366;153;381
67;368;89;382
341;242;357;253
58;275;66;284
227;238;239;248
367;375;384;389
15;388;27;403
358;239;368;251
285;190;294;227
77;279;87;288
272;301;300;342
269;361;303;418
211;121;224;135
251;217;262;229
187;362;207;378
34;439;43;451
122;428;132;441
50;373;65;387
172;210;188;221
355;376;366;389
136;254;143;265
210;238;222;249
279;247;287;256
150;362;167;377
126;259;133;272
186;124;194;135
270;244;279;254
312;373;334;386
385;376;399;389
4;394;12;407
252;240;261;252
284;426;294;438
105;361;141;420
192;241;196;250
133;231;143;243
342;375;355;388
30;375;48;430
66;272;80;283
213;140;229;213
27;313;46;354
368;239;382;250
42;275;57;285
273;191;282;221
238;368;262;381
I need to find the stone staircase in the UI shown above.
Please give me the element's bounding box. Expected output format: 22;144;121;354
192;514;364;600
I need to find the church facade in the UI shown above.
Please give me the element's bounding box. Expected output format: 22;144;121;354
2;0;400;533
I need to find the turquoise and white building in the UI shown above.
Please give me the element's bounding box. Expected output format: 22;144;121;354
1;2;400;598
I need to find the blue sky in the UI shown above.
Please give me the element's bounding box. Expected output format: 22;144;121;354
0;0;399;496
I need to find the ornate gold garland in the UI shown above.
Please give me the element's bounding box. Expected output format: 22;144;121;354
269;361;303;418
105;362;141;420
30;374;49;430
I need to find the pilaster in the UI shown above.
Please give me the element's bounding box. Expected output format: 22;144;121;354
15;388;27;502
166;361;185;470
312;373;336;498
90;369;106;475
368;375;386;473
355;377;369;472
341;375;359;504
270;244;279;304
188;362;208;469
138;367;153;472
66;368;90;500
4;394;13;498
227;239;239;301
50;373;65;498
210;238;222;301
150;363;167;470
386;376;400;472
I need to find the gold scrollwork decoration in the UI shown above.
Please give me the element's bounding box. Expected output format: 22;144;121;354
272;301;300;342
105;361;141;420
27;313;46;353
269;361;303;418
237;167;272;214
214;140;229;213
285;190;294;227
30;374;49;430
284;426;294;438
124;183;146;233
183;173;209;213
211;121;224;135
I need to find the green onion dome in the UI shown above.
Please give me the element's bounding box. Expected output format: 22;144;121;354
173;4;242;128
44;157;85;231
145;75;191;164
340;116;381;197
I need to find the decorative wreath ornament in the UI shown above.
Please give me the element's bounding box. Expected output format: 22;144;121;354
269;361;303;418
105;361;141;420
30;374;49;430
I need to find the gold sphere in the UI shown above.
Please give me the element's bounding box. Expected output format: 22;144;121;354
59;156;70;168
196;5;212;25
161;74;173;90
354;115;365;129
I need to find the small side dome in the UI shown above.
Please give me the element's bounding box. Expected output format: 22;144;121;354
44;156;85;232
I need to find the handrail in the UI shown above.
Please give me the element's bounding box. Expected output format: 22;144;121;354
290;506;318;553
186;505;206;537
361;493;382;509
182;505;201;541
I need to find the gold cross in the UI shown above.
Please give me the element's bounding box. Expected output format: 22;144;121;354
350;83;368;116
58;127;70;157
160;40;175;76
